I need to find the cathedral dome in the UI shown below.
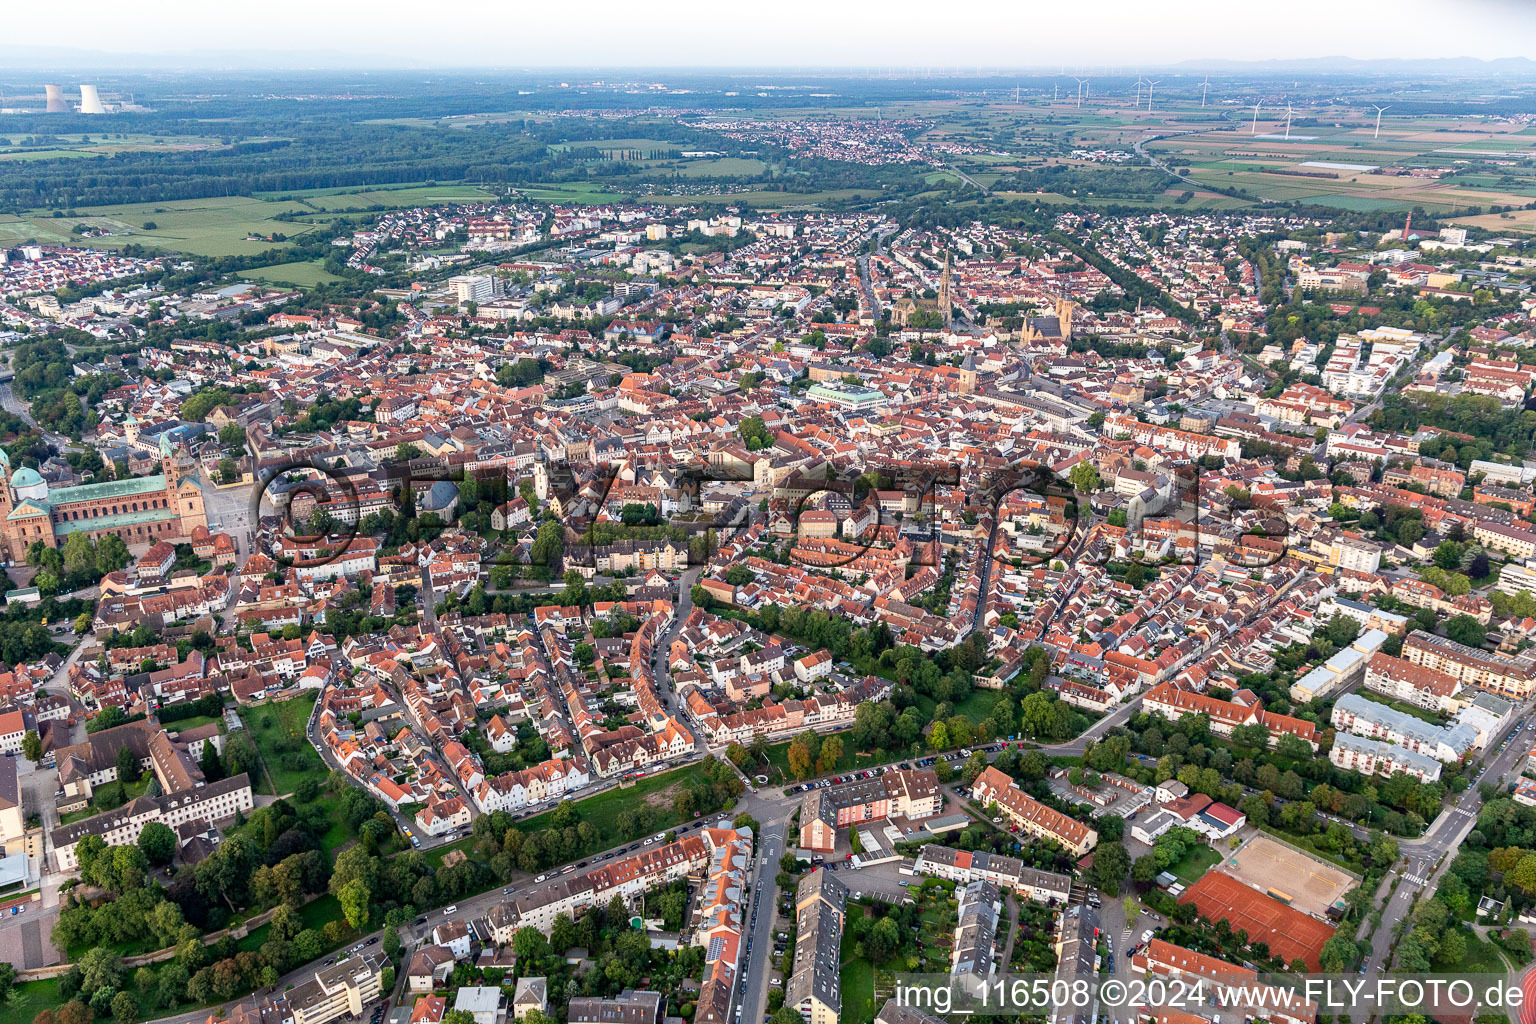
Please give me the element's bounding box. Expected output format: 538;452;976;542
9;467;47;503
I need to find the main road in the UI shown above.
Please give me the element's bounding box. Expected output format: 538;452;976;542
1359;703;1536;979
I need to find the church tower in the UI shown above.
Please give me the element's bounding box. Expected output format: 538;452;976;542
161;433;208;534
1055;296;1076;339
938;251;953;330
0;450;14;537
957;350;977;395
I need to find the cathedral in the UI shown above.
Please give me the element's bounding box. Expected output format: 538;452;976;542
0;433;207;561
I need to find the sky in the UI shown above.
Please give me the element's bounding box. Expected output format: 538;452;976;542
11;0;1536;69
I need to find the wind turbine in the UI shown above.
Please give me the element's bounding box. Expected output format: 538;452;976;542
1251;101;1261;135
1283;100;1294;140
1133;76;1147;109
1072;77;1088;107
1145;78;1162;112
1372;104;1390;140
1199;75;1211;108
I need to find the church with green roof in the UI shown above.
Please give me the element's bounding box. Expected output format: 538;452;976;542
0;433;207;561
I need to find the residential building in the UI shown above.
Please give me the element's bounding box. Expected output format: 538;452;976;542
786;870;847;1024
971;766;1097;856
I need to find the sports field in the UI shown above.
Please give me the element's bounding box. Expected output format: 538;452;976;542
1223;834;1355;918
1179;870;1335;970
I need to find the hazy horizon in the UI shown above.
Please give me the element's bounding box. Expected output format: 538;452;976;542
7;0;1536;71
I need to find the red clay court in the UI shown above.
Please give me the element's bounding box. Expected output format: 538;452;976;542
1178;870;1335;970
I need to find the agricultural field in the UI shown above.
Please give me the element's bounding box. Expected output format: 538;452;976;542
554;137;681;158
0;181;497;258
0;132;244;161
0;194;317;257
651;186;875;207
273;182;499;211
515;181;623;203
240;260;345;288
1143;108;1536;212
664;156;770;177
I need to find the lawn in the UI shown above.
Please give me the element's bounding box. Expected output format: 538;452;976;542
1168;844;1222;886
1354;690;1447;725
240;692;324;796
761;734;901;784
240;260;344;288
163;713;224;732
910;688;1001;727
1460;929;1510;972
238;893;342;953
425;761;721;869
839;949;878;1024
5;977;62;1024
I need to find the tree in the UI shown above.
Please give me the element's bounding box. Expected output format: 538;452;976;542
817;735;843;774
550;913;577;954
863;917;900;962
77;946;122;996
337;878;371;931
786;739;813;779
1445;614;1486;648
20;731;40;763
115;745;139;786
137;821;176;866
513;926;550;963
199;739;224;784
1433;541;1464;571
110;991;138;1024
0;962;14;1003
1090;842;1131;897
1069;462;1102;493
95;534;131;575
62;532;96;578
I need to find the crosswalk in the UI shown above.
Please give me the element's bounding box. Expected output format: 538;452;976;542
1404;873;1430;886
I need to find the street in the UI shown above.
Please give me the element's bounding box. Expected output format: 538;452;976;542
1359;701;1536;975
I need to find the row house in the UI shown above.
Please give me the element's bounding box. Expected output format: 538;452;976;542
970;766;1097;856
1141;682;1319;750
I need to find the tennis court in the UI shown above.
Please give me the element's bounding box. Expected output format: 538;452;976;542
1179;870;1335;970
1224;834;1355;918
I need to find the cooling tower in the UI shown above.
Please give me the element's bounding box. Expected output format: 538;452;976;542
44;85;65;113
78;84;105;114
